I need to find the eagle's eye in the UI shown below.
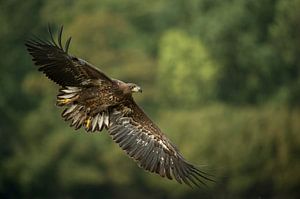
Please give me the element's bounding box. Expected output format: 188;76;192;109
131;84;142;93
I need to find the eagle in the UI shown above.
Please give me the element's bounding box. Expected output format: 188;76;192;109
25;26;213;187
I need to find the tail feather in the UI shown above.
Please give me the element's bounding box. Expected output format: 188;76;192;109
92;113;100;131
74;113;87;130
61;105;109;132
65;105;83;121
61;87;81;93
58;93;77;99
98;113;104;130
62;104;77;117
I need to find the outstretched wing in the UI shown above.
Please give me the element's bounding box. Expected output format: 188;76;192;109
108;99;213;187
25;26;112;87
26;26;116;132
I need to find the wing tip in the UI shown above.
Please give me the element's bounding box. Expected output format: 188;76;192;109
25;24;72;55
108;108;214;188
177;159;215;188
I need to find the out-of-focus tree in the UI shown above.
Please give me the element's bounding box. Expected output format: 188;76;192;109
159;105;300;198
0;0;46;197
270;0;300;106
158;30;218;107
188;0;283;104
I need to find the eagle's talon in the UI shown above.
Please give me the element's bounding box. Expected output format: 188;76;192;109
58;98;71;104
85;117;92;129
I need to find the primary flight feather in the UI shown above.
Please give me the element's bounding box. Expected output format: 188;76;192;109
25;26;213;187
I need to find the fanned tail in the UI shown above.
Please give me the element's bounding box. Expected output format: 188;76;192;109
57;86;110;132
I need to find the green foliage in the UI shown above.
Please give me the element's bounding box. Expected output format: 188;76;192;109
158;30;218;107
188;0;289;104
0;0;299;198
270;0;300;106
159;105;300;198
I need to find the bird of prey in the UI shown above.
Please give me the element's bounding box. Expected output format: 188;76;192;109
25;26;213;187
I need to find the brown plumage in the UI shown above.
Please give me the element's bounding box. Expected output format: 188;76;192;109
25;26;213;187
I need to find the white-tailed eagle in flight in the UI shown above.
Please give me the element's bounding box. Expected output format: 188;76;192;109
25;26;213;187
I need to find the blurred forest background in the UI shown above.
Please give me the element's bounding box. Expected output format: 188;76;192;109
1;0;300;198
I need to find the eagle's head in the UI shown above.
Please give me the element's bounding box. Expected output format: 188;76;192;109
127;83;142;93
115;80;142;95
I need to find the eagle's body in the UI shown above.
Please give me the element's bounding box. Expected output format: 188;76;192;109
25;26;213;187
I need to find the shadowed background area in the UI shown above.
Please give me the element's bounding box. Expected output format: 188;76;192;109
0;0;299;198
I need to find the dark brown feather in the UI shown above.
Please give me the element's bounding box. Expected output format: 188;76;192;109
25;26;112;87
